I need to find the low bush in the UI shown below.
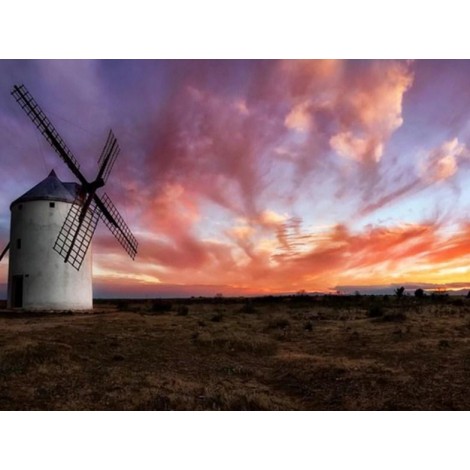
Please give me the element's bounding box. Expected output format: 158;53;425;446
382;312;407;322
239;301;257;314
193;332;278;355
266;318;290;330
368;305;384;318
149;300;172;313
116;300;129;311
210;312;223;322
414;288;425;298
439;339;451;348
176;305;189;316
304;321;313;331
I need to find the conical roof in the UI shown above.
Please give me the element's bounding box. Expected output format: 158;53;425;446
10;170;81;209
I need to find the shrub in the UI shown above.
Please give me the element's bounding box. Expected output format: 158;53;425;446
149;300;172;313
193;332;278;355
304;321;313;331
414;288;425;298
116;300;129;311
239;301;256;314
395;286;405;298
430;292;450;304
368;305;384;318
382;312;407;322
176;305;189;316
210;312;223;322
267;318;290;330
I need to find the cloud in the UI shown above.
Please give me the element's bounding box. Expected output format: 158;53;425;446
330;131;383;163
284;101;312;132
105;60;417;241
359;137;467;215
83;59;470;298
143;75;283;219
281;60;414;164
335;282;470;295
360;179;420;215
3;60;470;298
425;222;470;264
420;138;465;183
330;61;413;163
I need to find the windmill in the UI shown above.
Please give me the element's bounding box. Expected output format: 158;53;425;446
0;84;138;309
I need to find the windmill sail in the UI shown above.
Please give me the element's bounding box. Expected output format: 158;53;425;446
97;130;120;184
53;196;101;270
12;83;138;270
0;242;10;262
11;85;86;186
96;193;138;259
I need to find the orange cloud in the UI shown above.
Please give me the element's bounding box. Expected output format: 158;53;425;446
65;63;470;295
330;131;383;163
5;60;470;301
420;138;465;183
93;204;470;296
284;101;313;132
88;62;470;296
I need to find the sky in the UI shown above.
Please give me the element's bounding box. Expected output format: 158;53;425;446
1;59;470;297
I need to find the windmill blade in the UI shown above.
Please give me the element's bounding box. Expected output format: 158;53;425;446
97;130;120;184
53;196;101;270
0;242;9;262
11;84;87;186
94;193;138;259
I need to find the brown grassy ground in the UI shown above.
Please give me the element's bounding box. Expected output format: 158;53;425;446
0;295;469;410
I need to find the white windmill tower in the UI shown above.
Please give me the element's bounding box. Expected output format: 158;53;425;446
0;84;138;310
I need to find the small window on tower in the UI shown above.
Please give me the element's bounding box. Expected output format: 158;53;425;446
18;204;23;211
16;239;21;250
49;202;55;208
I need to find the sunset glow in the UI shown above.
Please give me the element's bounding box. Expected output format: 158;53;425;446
1;60;470;297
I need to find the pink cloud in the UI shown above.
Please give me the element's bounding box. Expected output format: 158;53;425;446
330;131;383;163
420;138;465;183
5;60;470;299
96;61;420;292
281;60;413;164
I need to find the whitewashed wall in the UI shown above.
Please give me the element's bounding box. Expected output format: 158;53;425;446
7;200;93;310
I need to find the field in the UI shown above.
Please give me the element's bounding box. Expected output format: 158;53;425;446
0;294;470;410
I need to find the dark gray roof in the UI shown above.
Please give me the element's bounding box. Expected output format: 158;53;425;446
10;170;81;209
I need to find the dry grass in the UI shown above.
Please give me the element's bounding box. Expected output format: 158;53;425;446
0;295;470;410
